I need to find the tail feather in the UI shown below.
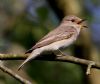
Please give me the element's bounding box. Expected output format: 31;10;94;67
18;49;41;71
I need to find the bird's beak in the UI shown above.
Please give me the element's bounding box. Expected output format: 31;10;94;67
77;19;88;28
77;19;86;24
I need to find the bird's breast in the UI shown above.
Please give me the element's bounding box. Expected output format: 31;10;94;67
40;35;77;51
55;36;76;49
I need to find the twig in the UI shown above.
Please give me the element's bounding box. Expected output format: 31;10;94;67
86;61;95;75
0;63;32;84
56;55;99;74
0;53;100;74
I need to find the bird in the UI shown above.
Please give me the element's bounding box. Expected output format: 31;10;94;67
18;15;87;70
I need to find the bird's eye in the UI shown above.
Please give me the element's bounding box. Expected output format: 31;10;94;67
71;19;75;22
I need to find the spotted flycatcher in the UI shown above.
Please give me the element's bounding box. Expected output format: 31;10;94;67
18;15;87;70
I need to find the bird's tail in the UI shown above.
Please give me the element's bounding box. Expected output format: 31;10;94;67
18;49;41;71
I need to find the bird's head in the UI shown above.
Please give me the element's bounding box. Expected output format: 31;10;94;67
62;15;87;29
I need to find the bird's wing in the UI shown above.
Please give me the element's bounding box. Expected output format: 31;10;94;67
25;26;76;54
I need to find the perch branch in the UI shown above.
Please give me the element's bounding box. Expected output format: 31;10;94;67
0;53;100;70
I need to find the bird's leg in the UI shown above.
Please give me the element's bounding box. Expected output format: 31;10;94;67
58;49;66;56
53;49;66;57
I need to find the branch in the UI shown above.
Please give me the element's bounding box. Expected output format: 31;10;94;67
0;63;32;84
0;53;100;69
0;53;99;83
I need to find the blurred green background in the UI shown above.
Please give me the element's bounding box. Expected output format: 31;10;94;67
0;0;100;84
